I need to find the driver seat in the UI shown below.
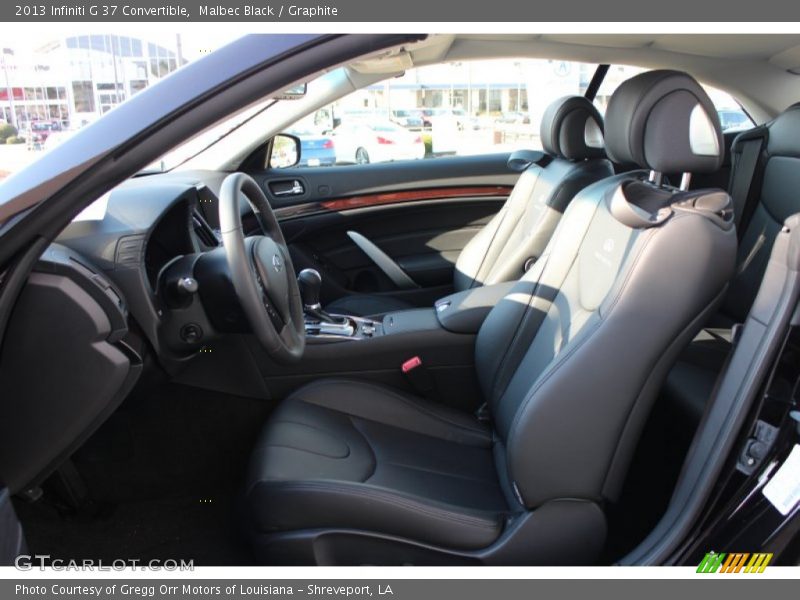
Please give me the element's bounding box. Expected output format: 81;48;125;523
245;71;737;565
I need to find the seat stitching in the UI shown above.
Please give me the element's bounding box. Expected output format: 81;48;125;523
255;419;352;459
261;480;502;529
379;459;501;487
350;415;378;483
296;379;490;439
257;442;351;459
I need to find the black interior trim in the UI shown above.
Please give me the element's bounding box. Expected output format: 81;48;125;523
585;64;610;101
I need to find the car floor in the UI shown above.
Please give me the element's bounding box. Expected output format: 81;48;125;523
15;376;273;566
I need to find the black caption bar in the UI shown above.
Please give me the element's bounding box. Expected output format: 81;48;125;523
1;0;800;21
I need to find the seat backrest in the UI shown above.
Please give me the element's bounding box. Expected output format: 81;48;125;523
454;96;613;292
719;103;800;324
475;70;737;510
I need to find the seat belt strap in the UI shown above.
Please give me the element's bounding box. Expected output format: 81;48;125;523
729;136;764;233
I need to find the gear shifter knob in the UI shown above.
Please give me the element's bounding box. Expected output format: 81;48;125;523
297;268;347;325
298;268;322;309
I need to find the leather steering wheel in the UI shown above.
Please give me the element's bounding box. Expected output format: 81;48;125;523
219;172;305;363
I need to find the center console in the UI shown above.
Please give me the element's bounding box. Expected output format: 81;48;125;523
299;267;517;344
179;270;517;411
298;268;384;342
304;314;381;340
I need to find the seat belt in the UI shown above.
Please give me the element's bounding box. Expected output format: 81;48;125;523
729;136;764;234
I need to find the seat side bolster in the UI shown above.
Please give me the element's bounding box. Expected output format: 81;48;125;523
249;479;504;550
289;378;493;447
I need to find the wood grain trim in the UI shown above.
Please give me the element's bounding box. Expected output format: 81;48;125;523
275;185;512;220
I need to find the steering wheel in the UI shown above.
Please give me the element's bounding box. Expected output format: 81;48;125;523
218;172;305;363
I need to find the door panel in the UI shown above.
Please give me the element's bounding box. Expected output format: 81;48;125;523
248;153;520;307
256;153;517;210
285;198;505;305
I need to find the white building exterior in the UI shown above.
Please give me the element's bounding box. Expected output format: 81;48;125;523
1;34;183;129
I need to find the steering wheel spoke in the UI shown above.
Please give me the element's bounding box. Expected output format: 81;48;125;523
254;273;287;330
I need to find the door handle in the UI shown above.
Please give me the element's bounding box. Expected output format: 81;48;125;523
269;179;305;196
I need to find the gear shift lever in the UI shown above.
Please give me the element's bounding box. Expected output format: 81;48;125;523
298;268;346;324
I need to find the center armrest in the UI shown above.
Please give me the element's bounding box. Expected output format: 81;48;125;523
382;308;441;336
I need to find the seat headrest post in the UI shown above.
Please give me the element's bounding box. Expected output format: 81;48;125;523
680;173;692;191
649;171;663;187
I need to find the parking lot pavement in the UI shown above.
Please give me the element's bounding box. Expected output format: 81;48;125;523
0;144;42;181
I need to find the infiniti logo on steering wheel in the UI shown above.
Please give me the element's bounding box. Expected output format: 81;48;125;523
272;254;283;273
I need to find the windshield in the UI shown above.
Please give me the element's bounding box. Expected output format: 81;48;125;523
152;69;346;173
153;100;275;172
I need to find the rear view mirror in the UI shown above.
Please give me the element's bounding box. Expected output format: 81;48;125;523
269;134;301;169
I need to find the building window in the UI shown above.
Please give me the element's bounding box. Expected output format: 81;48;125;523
130;80;147;95
72;80;95;113
46;86;65;100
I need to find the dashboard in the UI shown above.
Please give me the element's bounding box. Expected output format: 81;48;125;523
55;170;237;370
2;170;269;493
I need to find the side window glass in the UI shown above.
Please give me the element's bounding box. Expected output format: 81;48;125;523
704;86;754;132
276;59;601;168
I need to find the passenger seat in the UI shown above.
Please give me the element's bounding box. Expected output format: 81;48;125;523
664;103;800;422
325;96;614;316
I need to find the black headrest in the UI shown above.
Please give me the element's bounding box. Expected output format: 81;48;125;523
766;102;800;158
605;70;723;173
540;95;605;161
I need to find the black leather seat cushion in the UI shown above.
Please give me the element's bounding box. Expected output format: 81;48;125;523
245;379;508;550
324;294;414;317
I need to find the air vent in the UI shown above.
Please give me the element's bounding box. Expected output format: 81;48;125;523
115;235;146;266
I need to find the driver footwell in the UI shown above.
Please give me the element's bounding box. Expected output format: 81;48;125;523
14;380;272;566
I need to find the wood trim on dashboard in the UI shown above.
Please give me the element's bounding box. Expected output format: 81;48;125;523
274;185;512;220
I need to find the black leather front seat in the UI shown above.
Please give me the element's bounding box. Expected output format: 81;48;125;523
325;95;613;316
245;70;737;565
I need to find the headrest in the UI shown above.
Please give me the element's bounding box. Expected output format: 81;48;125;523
540;95;605;161
766;102;800;158
604;70;723;174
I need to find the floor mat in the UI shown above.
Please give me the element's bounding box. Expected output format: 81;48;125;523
16;493;251;565
14;379;274;566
